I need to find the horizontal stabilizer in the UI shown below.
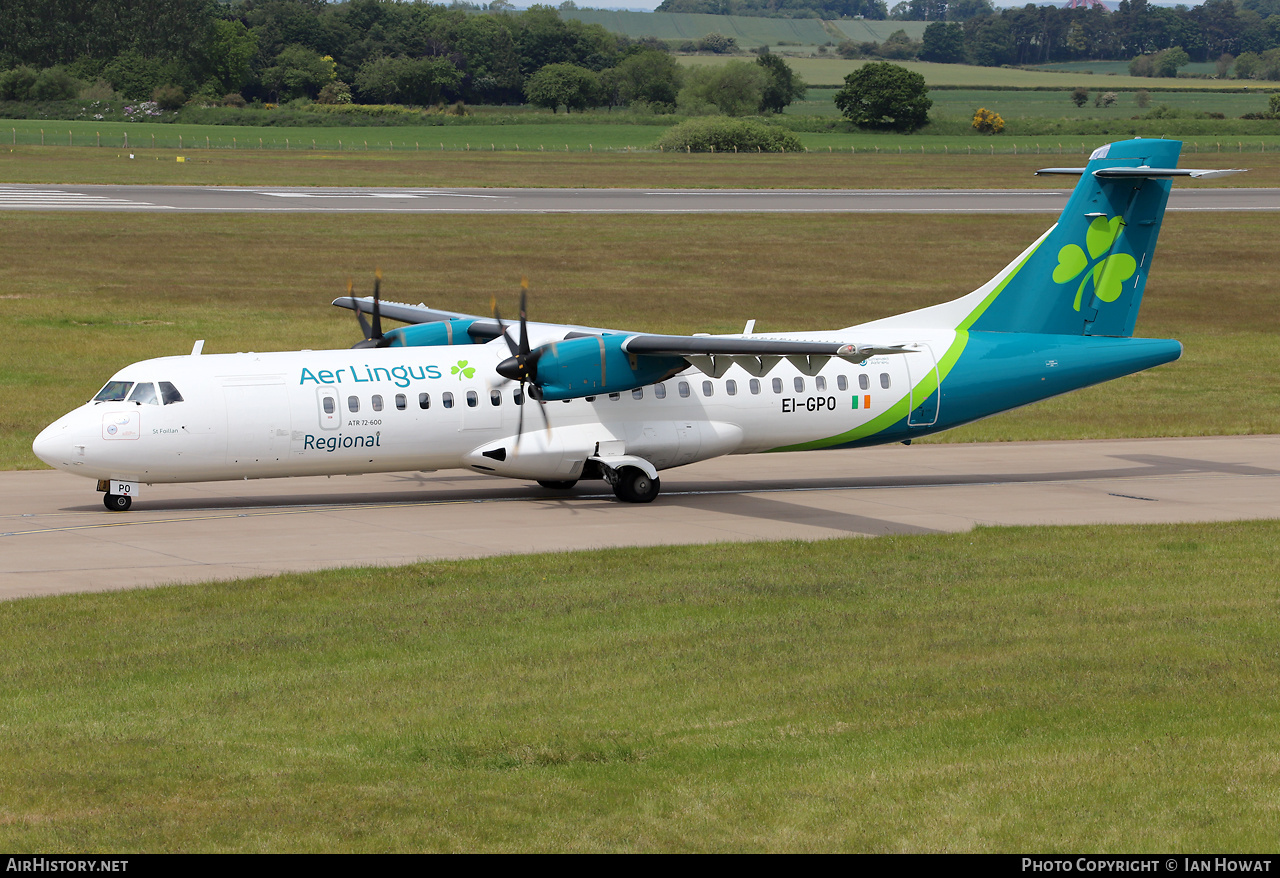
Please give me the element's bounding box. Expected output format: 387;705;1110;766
1036;167;1246;179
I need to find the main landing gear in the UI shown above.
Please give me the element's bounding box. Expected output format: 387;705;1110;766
610;466;660;504
104;493;132;512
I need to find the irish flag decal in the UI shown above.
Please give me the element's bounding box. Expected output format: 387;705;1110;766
852;394;872;410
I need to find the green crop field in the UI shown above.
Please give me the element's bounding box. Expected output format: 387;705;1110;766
3;521;1280;851
794;87;1280;121
558;9;925;48
680;54;1269;90
1027;59;1222;78
3;211;1278;470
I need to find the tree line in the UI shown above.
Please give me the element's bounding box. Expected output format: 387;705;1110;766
0;0;799;112
661;0;1280;70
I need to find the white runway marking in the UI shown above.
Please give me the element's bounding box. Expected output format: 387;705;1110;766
0;187;154;209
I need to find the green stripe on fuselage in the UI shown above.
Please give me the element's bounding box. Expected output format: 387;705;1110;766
768;237;1043;453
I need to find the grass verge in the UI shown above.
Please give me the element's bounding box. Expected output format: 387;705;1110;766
3;211;1277;469
2;521;1279;851
5;141;1279;189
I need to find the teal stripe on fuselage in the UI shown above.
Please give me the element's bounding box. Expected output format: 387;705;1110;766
813;333;1182;450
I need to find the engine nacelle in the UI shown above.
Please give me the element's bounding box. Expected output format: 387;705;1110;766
387;319;480;347
534;335;685;401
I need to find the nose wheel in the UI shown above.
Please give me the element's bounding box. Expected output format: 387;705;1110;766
104;493;132;512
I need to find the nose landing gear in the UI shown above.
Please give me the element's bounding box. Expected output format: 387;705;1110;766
104;493;132;512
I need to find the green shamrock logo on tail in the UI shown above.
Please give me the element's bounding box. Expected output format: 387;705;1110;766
451;360;475;379
1053;215;1137;311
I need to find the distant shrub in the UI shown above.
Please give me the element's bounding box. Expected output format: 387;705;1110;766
317;81;352;105
222;93;247;108
697;33;737;54
972;107;1004;134
1135;89;1150;108
32;67;79;101
152;84;186;110
1095;91;1117;108
0;66;39;101
1070;86;1090;108
652;116;802;152
78;79;118;101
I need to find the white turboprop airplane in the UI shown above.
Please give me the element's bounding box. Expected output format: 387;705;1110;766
33;139;1242;511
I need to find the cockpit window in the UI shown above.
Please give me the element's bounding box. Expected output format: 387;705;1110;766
127;382;159;405
159;382;184;405
93;381;133;402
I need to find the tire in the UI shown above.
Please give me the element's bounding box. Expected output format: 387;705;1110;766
612;467;660;503
537;480;578;490
104;493;132;512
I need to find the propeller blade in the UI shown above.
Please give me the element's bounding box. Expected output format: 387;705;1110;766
536;396;551;438
512;384;526;453
350;279;373;341
518;276;530;356
370;269;383;341
491;296;520;358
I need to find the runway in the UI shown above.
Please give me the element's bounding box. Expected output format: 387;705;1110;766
4;435;1279;600
0;184;1277;213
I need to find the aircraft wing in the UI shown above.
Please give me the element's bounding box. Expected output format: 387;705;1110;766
333;295;911;379
622;334;908;359
332;296;635;342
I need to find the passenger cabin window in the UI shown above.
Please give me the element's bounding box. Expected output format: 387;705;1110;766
772;377;783;394
632;388;643;400
609;392;621;401
794;377;805;393
159;382;184;404
654;384;666;400
702;380;713;397
678;382;690;399
750;379;761;395
859;374;870;391
726;379;737;396
514;388;524;405
880;372;891;389
442;392;454;409
93;381;133;403
395;394;406;411
419;392;430;410
466;390;478;408
372;394;384;412
816;376;827;392
348;396;360;413
323;397;336;414
491;390;502;407
837;375;848;392
128;383;159;405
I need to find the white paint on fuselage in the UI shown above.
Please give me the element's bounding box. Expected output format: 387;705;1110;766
33;327;954;489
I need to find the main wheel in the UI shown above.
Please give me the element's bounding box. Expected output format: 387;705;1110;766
612;467;660;504
537;479;578;490
104;493;132;512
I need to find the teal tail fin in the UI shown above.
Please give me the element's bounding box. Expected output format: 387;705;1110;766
968;138;1182;338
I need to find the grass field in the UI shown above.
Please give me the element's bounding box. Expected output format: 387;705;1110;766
2;521;1279;851
5;142;1280;188
3;211;1278;470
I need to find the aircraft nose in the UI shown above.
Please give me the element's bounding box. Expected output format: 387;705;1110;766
32;419;72;467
